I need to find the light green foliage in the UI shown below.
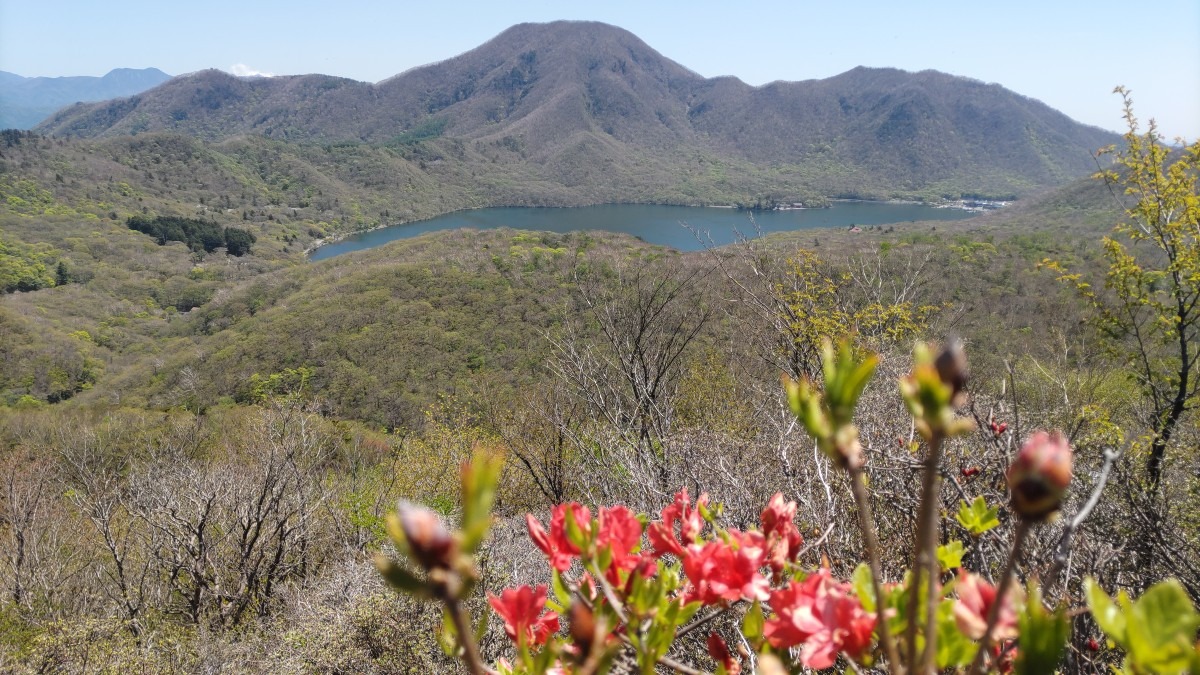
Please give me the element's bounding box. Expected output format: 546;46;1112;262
851;563;877;612
459;448;504;554
339;488;387;545
247;366;314;402
0;235;58;293
0;176;78;216
898;341;975;442
1014;581;1070;675
956;496;1000;537
1086;578;1200;674
936;541;965;571
1044;90;1200;487
936;598;975;669
784;340;877;466
777;250;937;377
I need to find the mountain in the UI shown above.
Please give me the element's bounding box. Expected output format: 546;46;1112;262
32;22;1117;199
0;67;171;129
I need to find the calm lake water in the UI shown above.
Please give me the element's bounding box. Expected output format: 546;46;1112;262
308;202;975;261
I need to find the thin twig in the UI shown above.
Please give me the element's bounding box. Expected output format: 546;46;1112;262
1006;361;1021;448
906;432;944;672
1048;446;1120;585
849;464;904;673
447;597;497;675
797;521;837;559
676;604;739;639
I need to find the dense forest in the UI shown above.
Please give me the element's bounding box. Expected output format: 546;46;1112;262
127;214;256;255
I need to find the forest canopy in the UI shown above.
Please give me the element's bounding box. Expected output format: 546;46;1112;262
127;214;256;256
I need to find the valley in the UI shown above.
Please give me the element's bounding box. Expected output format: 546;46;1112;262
0;18;1196;675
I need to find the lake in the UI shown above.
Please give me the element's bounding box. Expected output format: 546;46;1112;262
308;202;976;261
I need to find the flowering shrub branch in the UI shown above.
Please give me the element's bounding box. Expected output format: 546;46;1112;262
376;340;1200;673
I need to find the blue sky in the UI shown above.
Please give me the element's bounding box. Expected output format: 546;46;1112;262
2;0;1197;139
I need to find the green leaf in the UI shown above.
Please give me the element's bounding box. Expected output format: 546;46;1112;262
564;506;588;550
374;555;426;596
1087;577;1200;675
1085;578;1127;646
551;569;572;607
677;600;702;627
852;563;877;612
955;496;1000;536
1125;579;1200;673
474;609;489;645
743;601;765;642
1015;581;1070;675
936;541;965;572
459;449;503;553
936;598;974;668
438;608;460;657
597;545;613;574
532;640;559;672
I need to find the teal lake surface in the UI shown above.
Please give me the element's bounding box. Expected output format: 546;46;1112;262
308;202;976;261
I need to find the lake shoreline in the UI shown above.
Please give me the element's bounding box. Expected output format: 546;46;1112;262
305;200;984;261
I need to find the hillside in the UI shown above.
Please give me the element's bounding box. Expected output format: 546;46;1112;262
0;67;171;129
6;125;1188;673
34;22;1117;200
0;152;1119;426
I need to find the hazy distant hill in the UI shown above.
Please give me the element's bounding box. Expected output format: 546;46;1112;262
0;67;171;129
34;22;1117;198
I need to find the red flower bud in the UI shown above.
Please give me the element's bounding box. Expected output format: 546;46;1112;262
398;502;455;570
1006;431;1072;521
569;602;597;659
707;633;741;674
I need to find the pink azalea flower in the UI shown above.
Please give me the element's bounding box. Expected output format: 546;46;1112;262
527;503;591;572
760;492;804;572
682;530;770;605
764;569;876;669
596;505;644;571
953;571;1019;641
648;488;708;558
488;584;561;646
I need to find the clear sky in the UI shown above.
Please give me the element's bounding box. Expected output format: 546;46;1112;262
2;0;1197;140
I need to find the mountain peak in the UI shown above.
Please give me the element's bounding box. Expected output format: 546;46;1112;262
29;23;1118;197
103;67;172;79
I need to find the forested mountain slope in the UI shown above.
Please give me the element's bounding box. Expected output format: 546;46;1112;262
34;22;1117;199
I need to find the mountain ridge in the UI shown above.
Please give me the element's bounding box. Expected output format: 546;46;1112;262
32;21;1117;199
0;67;171;129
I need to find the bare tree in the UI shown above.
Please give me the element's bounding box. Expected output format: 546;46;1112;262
0;451;56;609
546;257;714;506
122;402;333;628
488;379;584;505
